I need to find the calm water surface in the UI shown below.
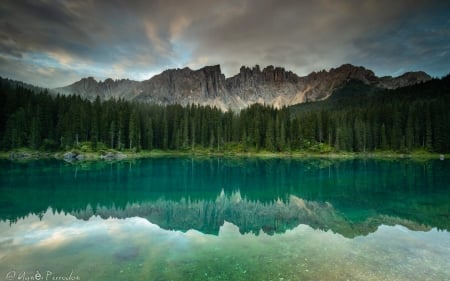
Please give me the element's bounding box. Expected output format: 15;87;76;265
0;158;449;281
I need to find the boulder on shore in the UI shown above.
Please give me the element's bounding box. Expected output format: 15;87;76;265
63;151;78;161
100;152;126;160
9;152;32;160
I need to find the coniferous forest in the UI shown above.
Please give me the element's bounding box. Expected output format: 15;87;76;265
1;75;449;153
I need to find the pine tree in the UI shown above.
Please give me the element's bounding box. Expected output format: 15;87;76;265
183;109;189;149
128;109;141;150
391;111;402;150
90;96;101;149
147;118;154;150
265;117;276;151
354;117;365;152
109;121;116;149
405;107;414;151
425;105;433;151
162;109;169;150
30;107;42;149
380;123;388;150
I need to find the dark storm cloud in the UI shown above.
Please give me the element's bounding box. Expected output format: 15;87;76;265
0;0;448;87
0;0;175;87
1;1;156;63
1;1;89;56
180;0;448;76
352;2;450;77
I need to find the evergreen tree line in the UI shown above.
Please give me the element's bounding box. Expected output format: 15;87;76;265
1;76;449;153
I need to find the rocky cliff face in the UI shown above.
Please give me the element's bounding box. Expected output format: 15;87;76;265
377;71;432;89
136;65;232;109
54;77;141;101
225;65;301;108
53;64;432;111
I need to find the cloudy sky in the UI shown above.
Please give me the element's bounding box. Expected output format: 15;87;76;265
0;0;449;88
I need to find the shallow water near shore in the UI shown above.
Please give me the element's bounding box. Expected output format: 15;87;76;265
0;158;449;280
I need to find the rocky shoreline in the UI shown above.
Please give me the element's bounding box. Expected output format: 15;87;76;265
6;151;128;162
2;149;447;162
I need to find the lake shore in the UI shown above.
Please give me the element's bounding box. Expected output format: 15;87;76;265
0;148;447;162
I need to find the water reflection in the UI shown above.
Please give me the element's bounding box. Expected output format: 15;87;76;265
1;157;450;281
68;190;431;237
0;158;449;236
0;210;449;281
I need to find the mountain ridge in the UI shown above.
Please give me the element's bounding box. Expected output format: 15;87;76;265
53;64;432;111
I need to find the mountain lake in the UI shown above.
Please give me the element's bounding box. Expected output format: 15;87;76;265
0;157;449;281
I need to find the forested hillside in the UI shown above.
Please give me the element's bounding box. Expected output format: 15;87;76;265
1;75;449;153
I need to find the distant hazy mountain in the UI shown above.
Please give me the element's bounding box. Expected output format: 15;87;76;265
53;64;431;111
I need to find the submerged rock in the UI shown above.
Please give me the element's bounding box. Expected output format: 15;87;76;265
113;246;139;261
63;151;77;161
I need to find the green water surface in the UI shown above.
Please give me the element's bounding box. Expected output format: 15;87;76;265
0;158;449;281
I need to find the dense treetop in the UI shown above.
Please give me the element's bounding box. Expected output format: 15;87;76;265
1;75;449;153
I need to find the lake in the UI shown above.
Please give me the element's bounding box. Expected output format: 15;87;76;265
0;157;449;281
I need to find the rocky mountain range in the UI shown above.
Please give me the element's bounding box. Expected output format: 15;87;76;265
53;64;431;111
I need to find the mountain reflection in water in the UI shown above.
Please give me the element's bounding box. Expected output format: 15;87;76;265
69;190;432;237
1;157;448;237
1;209;449;281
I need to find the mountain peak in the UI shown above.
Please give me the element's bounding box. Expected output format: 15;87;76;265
202;64;222;72
54;64;432;110
398;71;431;80
378;71;431;89
81;76;97;83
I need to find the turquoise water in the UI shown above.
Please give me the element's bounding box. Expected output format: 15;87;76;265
0;158;449;280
